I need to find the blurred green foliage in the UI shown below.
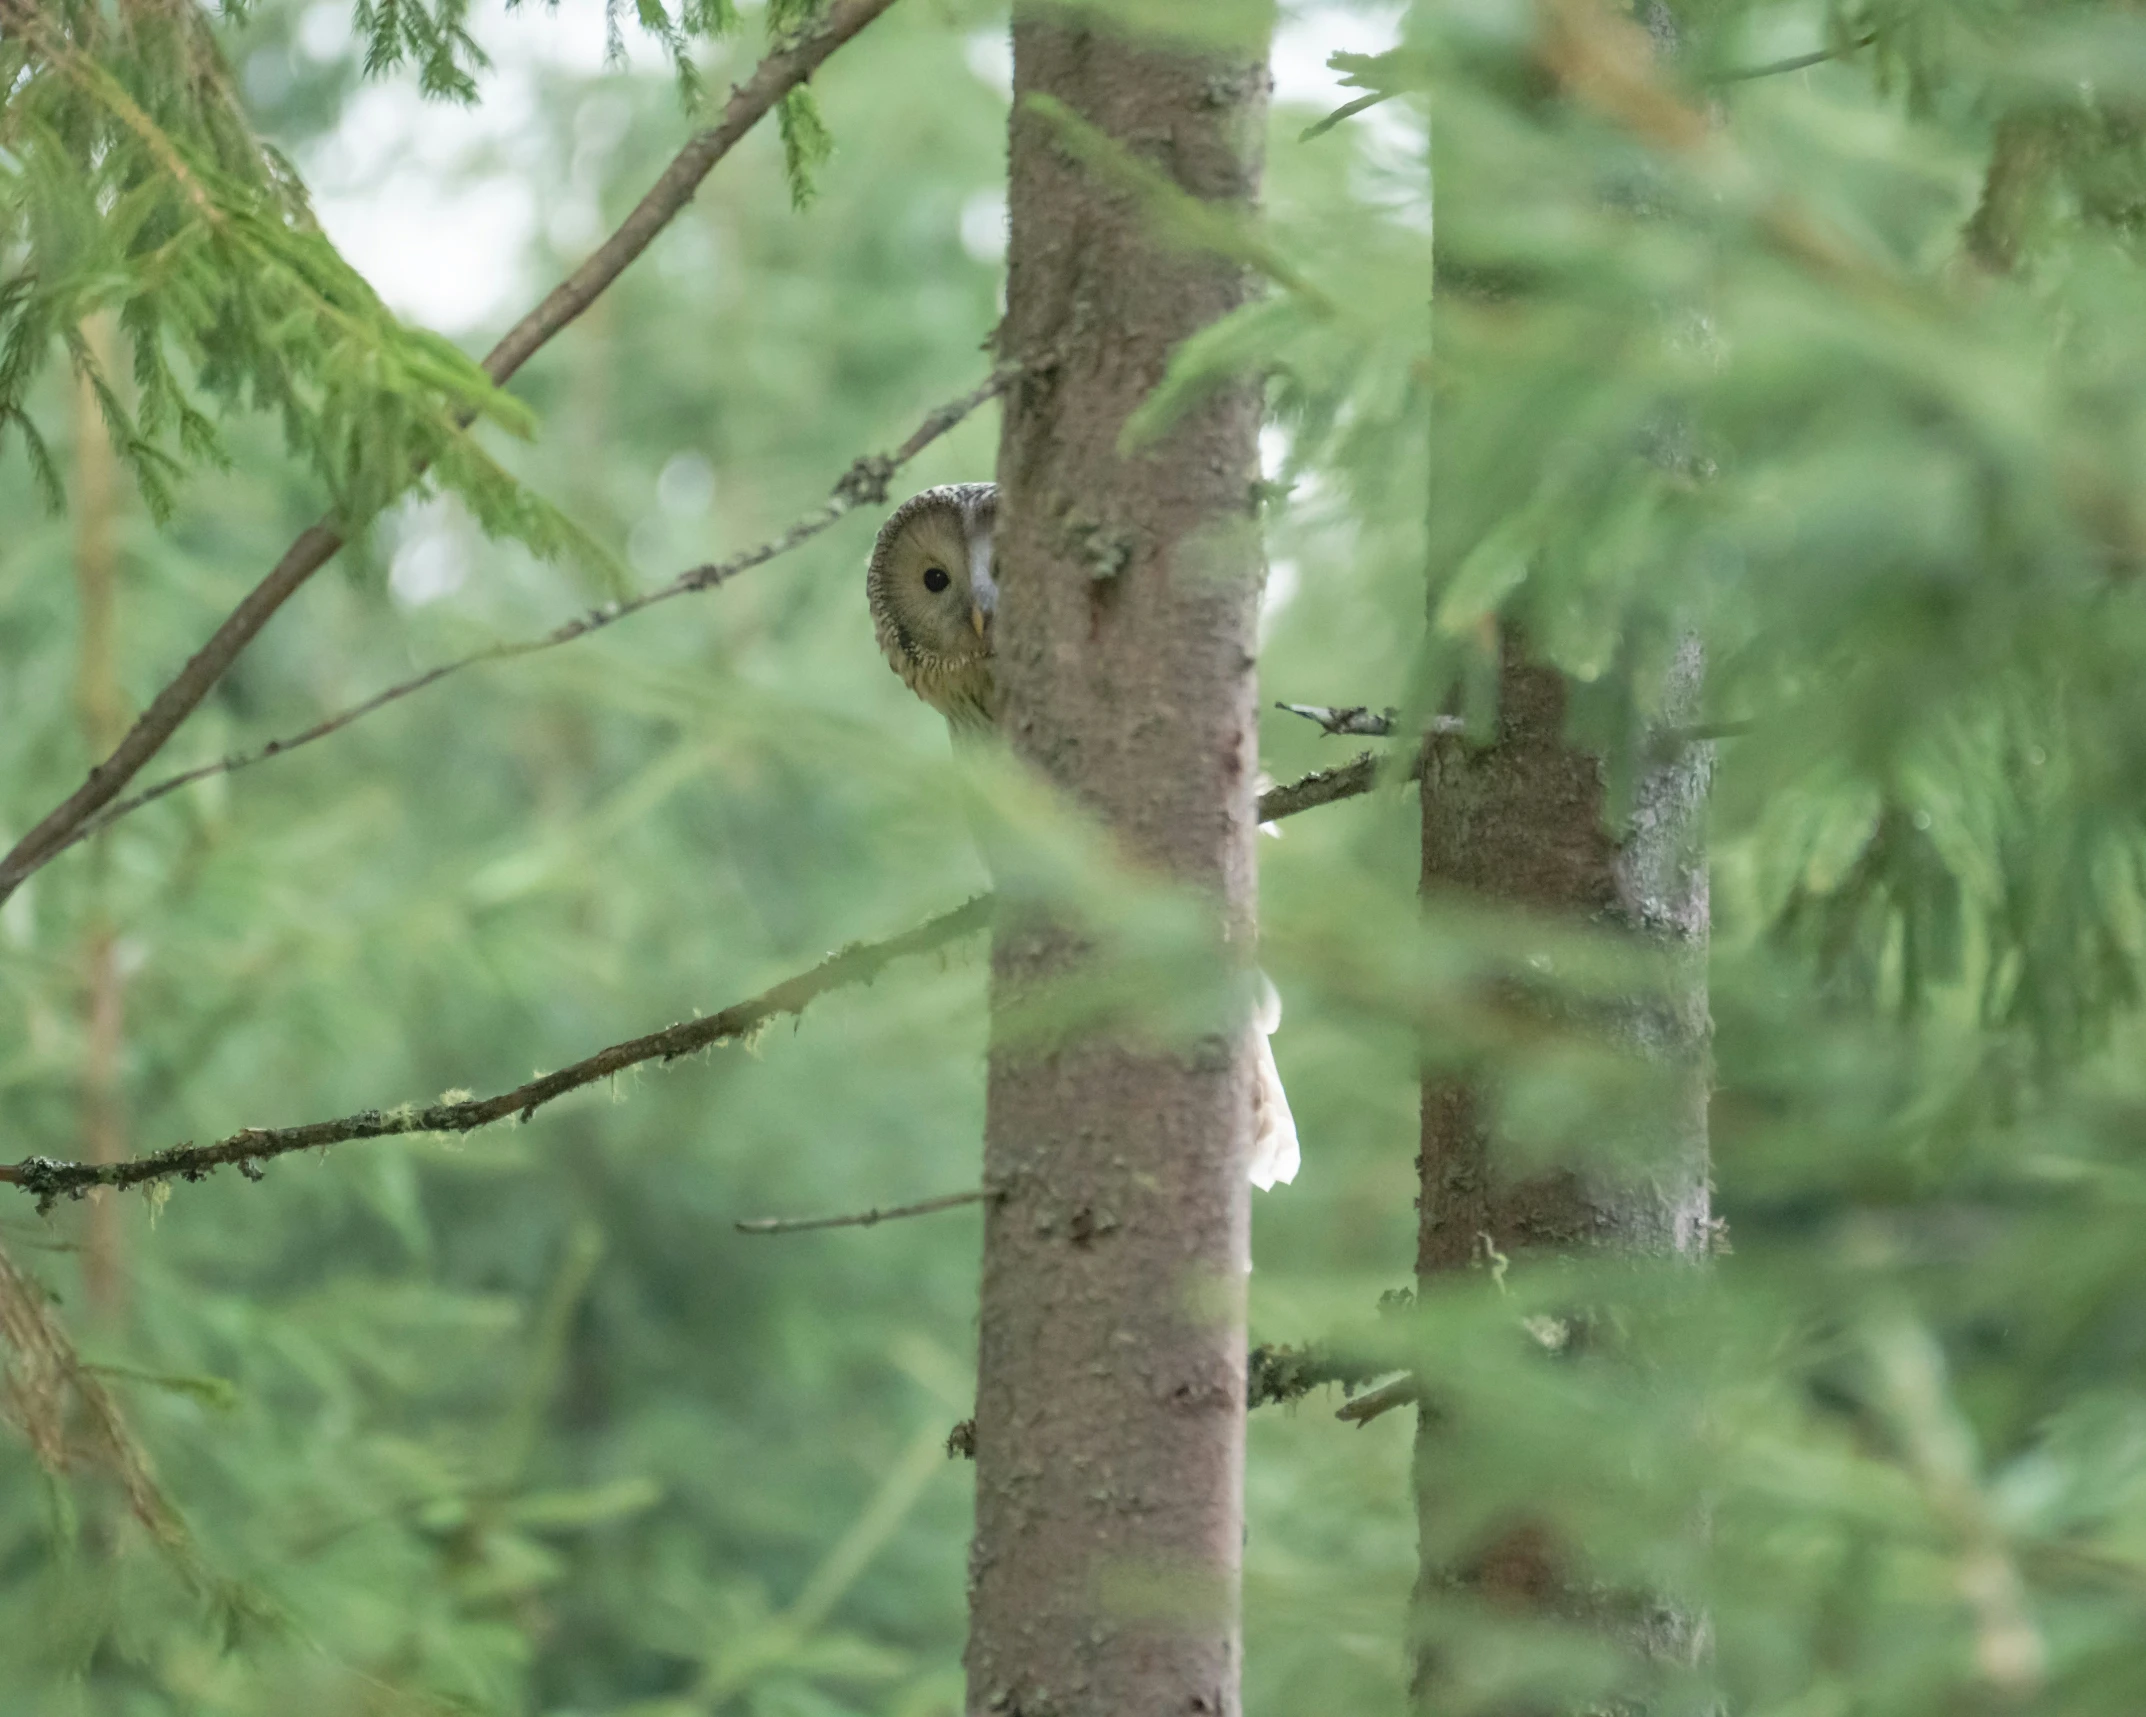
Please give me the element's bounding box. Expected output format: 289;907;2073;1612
6;0;2146;1714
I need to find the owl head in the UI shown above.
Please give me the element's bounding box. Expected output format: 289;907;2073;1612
867;482;1000;730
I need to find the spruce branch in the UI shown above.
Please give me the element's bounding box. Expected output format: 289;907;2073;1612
1274;702;1472;741
0;0;905;912
0;894;990;1211
1274;700;1733;758
50;363;1017;858
0;751;1379;1210
0;1242;216;1587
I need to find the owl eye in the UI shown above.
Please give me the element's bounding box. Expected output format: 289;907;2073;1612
922;566;951;593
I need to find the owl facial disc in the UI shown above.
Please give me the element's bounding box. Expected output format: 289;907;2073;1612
866;482;1001;728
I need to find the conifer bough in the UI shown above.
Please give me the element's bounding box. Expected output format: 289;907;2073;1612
0;0;904;910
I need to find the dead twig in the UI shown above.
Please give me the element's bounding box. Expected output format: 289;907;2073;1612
1710;32;1875;85
735;1187;990;1235
1300;89;1395;142
1275;701;1399;737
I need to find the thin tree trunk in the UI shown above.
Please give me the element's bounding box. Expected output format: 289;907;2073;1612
967;10;1271;1717
72;317;128;1324
1412;635;1711;1704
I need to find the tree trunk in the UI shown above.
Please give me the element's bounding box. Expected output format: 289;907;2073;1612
1412;634;1711;1705
967;11;1271;1717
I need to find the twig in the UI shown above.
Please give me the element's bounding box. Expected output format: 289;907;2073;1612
950;1342;1409;1462
1277;700;1736;757
0;894;991;1211
0;0;905;910
1710;32;1875;84
55;364;1017;857
735;1187;989;1235
1275;702;1469;741
1276;701;1398;737
1299;89;1395;142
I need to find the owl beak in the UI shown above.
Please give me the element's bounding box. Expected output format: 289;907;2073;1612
967;525;999;642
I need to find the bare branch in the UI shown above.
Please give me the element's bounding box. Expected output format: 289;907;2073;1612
1299;89;1395;142
1275;701;1464;741
952;1340;1407;1461
474;0;898;386
1711;32;1875;84
0;894;990;1210
1257;751;1380;821
1276;700;1732;760
735;1187;990;1235
55;364;1018;857
0;0;905;910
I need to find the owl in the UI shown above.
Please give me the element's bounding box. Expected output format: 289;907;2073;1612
867;485;1300;1189
865;482;1001;733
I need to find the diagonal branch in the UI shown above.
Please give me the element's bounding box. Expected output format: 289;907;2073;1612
0;0;904;910
1258;750;1380;821
1299;89;1394;143
1710;32;1875;85
51;364;1016;859
0;751;1391;1210
0;894;991;1210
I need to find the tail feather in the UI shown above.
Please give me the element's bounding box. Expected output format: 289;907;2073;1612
1248;976;1299;1191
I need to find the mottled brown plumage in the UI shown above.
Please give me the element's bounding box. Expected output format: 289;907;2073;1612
865;482;1000;733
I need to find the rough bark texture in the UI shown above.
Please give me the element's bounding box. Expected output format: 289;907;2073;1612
970;11;1270;1717
1412;635;1712;1704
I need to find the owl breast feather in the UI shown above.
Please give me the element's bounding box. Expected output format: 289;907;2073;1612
897;651;997;733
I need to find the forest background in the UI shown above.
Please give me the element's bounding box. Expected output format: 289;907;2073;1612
11;0;2146;1714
